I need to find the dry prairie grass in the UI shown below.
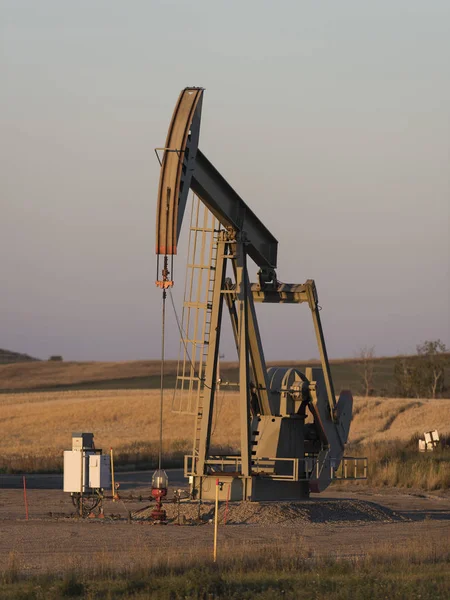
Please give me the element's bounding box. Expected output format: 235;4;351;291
350;396;450;443
0;389;241;471
0;391;447;455
1;390;450;479
355;439;450;490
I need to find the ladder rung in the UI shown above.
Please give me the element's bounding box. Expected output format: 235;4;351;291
183;302;208;308
187;264;212;269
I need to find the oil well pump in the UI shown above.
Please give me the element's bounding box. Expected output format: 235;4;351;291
155;88;365;502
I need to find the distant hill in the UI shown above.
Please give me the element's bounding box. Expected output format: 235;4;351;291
0;354;449;397
0;348;39;365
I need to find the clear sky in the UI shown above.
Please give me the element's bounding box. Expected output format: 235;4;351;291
1;0;449;362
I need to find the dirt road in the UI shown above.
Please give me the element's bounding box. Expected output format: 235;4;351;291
1;471;449;574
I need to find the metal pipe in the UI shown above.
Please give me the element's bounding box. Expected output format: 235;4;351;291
213;478;219;562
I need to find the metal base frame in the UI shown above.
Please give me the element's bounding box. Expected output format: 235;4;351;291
186;455;368;502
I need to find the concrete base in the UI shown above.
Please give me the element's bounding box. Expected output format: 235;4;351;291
191;475;310;501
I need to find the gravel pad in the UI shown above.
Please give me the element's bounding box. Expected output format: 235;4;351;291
132;499;406;526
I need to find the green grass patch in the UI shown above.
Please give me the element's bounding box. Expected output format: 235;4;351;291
1;553;450;599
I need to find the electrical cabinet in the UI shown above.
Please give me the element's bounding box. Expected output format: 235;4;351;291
63;450;110;493
63;432;110;494
89;454;111;489
63;450;94;493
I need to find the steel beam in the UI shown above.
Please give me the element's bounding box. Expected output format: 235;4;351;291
304;281;337;420
191;150;278;269
251;282;309;304
226;264;272;415
245;271;272;415
236;244;252;477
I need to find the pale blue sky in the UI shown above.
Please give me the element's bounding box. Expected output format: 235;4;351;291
1;1;449;361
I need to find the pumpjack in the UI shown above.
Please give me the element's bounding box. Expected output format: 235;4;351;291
155;88;365;501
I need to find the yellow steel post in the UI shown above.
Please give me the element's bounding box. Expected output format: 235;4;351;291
213;478;219;562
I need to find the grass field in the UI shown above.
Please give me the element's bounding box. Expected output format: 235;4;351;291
2;354;449;396
1;536;450;599
1;389;450;489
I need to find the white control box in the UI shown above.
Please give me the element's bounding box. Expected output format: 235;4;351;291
63;450;94;493
89;454;111;489
63;451;110;492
